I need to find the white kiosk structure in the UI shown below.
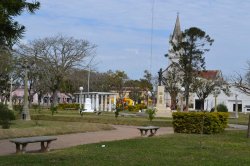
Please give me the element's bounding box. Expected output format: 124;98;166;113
75;92;117;112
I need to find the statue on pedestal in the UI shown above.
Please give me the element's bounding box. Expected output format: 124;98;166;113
158;68;163;86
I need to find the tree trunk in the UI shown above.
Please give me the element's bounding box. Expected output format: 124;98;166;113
201;99;205;111
52;90;59;107
170;93;177;110
247;114;250;138
185;85;189;111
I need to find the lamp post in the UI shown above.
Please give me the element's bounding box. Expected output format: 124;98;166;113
21;59;31;120
8;76;13;110
235;94;239;119
79;86;83;111
87;65;90;98
180;87;185;112
212;87;220;112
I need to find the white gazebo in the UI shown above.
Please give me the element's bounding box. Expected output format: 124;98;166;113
75;92;117;112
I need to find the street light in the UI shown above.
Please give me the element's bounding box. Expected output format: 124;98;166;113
235;94;239;119
79;86;83;111
212;87;220;112
180;87;185;112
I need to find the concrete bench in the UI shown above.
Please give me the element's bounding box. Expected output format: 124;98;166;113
137;126;160;137
120;113;136;117
10;136;57;154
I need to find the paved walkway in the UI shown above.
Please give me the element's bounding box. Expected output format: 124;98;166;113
228;124;248;130
0;125;174;156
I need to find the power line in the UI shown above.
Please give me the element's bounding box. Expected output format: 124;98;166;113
150;0;155;75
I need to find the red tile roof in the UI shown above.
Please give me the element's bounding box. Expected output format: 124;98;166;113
198;70;220;80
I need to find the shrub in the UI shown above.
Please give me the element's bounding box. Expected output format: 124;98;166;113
210;104;228;112
127;105;136;112
115;109;120;118
146;108;156;121
0;103;15;129
172;112;229;134
217;104;228;112
126;104;148;112
57;103;80;110
13;105;23;113
50;106;58;116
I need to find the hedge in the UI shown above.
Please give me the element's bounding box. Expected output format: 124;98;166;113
172;112;229;134
0;103;15;129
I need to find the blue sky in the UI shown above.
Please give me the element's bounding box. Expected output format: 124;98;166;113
17;0;250;79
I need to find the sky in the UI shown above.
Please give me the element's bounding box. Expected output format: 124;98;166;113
17;0;250;80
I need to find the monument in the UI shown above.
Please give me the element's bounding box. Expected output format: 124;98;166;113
155;68;172;117
84;98;94;112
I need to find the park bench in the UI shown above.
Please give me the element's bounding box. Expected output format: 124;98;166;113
136;112;147;117
120;113;136;117
137;126;160;137
10;136;57;154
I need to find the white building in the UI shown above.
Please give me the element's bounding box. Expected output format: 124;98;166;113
74;92;117;112
163;14;250;113
198;86;250;113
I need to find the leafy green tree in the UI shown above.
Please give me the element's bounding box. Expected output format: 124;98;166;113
169;27;214;111
0;0;40;48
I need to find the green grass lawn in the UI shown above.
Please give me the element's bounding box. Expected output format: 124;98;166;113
0;120;113;139
1;130;250;166
228;113;250;125
30;109;173;127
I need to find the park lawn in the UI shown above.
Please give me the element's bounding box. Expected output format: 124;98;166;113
30;109;173;127
228;113;250;125
0;120;114;139
1;130;250;166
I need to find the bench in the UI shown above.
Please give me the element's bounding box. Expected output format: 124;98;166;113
10;136;57;154
137;126;160;137
120;113;136;117
136;112;147;117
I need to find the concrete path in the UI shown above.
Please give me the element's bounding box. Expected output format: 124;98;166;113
0;125;174;156
228;124;248;130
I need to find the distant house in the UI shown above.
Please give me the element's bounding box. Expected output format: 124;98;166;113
11;88;74;106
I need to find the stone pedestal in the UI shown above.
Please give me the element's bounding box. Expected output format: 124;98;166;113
85;98;94;112
155;86;172;117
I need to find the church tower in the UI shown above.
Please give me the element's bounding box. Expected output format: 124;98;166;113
168;14;182;66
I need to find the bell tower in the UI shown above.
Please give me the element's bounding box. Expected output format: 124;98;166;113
168;13;182;65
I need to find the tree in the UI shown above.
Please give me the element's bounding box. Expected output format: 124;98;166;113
169;27;214;111
126;79;141;103
109;70;128;98
0;0;40;48
233;61;250;95
162;65;182;110
17;35;96;107
0;50;12;98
